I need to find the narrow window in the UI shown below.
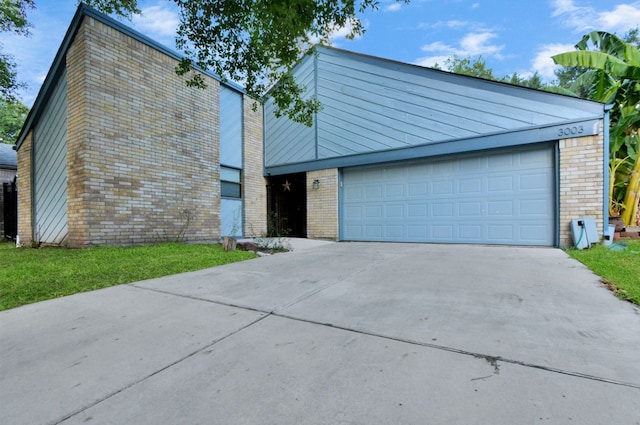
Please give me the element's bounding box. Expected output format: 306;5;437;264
221;166;242;198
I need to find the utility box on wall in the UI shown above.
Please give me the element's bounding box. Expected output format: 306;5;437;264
570;217;599;249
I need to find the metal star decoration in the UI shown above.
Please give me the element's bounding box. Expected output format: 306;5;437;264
282;180;292;191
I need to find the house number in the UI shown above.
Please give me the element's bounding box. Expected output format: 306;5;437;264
557;125;584;137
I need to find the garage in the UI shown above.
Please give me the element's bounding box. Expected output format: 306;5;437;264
341;145;555;246
264;46;607;247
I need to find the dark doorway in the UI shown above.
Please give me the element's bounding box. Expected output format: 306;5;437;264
267;173;307;237
3;178;17;240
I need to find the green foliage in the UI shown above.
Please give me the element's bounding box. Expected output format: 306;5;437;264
568;240;640;305
553;31;640;225
173;0;410;125
0;241;255;311
439;55;544;89
83;0;140;17
0;0;34;100
0;97;28;143
0;0;33;34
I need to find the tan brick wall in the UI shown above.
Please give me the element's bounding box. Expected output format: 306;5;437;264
17;131;33;245
65;17;221;246
307;168;339;240
559;129;604;247
242;98;266;236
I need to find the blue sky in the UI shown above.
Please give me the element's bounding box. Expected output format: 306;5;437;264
2;0;639;107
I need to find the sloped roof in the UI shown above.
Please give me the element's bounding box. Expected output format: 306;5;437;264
0;144;17;168
265;46;607;174
16;3;244;150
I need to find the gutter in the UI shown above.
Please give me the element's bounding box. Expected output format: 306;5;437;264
603;104;613;240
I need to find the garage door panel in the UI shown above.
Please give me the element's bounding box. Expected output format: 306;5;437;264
341;146;555;246
459;202;482;217
520;173;550;190
488;175;514;192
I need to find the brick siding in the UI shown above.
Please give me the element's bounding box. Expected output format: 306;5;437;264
242;99;266;236
65;17;222;246
307;168;339;240
17;131;33;245
559;130;604;247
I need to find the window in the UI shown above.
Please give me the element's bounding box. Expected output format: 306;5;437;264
221;166;242;198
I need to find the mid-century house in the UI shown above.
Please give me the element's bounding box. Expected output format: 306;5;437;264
16;4;608;248
15;4;265;247
0;143;17;238
264;47;608;247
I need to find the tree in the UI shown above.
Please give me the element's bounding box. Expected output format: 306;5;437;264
84;0;410;126
4;0;408;125
437;55;544;89
0;0;34;100
0;97;28;144
553;31;640;226
554;28;639;99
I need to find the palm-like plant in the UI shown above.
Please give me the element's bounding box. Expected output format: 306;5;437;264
553;31;640;226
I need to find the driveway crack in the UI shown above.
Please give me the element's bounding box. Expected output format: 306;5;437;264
52;313;270;425
273;312;640;391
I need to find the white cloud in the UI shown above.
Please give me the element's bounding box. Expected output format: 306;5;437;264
414;55;450;68
420;41;456;53
600;4;640;29
415;30;504;67
384;3;402;12
471;3;480;9
530;43;576;81
132;5;180;38
460;32;504;58
551;0;640;33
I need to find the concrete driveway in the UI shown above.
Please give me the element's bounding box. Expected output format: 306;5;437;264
1;242;639;425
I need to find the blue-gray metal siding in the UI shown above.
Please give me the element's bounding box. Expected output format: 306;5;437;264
220;86;243;169
264;56;316;166
221;198;242;237
264;46;604;173
220;86;244;237
341;145;555;246
33;71;67;244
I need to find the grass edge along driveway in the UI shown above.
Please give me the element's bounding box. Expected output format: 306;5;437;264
0;242;255;312
567;239;640;305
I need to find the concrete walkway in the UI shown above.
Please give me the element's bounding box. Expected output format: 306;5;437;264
1;242;639;424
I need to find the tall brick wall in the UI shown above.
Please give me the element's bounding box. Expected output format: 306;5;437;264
65;17;221;246
559;130;604;247
307;168;339;240
243;99;266;236
17;131;33;245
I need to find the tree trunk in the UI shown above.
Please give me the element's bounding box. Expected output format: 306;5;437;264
621;156;640;226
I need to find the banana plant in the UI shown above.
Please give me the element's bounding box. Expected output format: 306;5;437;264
621;133;640;226
553;31;640;226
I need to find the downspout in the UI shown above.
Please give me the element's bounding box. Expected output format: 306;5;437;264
603;104;613;240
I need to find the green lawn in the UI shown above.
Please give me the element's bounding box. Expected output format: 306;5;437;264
567;239;640;305
0;242;255;311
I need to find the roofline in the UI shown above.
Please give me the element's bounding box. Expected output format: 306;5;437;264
265;117;603;176
16;3;245;149
313;45;605;114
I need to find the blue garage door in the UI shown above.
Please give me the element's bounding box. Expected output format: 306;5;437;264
341;145;555;246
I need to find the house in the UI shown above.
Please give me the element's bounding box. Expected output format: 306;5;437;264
15;4;265;247
17;5;608;248
264;47;608;247
0;143;17;238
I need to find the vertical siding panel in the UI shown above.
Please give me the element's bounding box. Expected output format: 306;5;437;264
264;55;316;166
33;71;68;244
220;86;243;168
220;86;244;236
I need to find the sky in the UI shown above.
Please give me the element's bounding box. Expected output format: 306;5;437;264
1;0;639;107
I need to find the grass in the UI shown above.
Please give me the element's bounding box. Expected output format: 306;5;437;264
0;241;255;311
567;239;640;305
